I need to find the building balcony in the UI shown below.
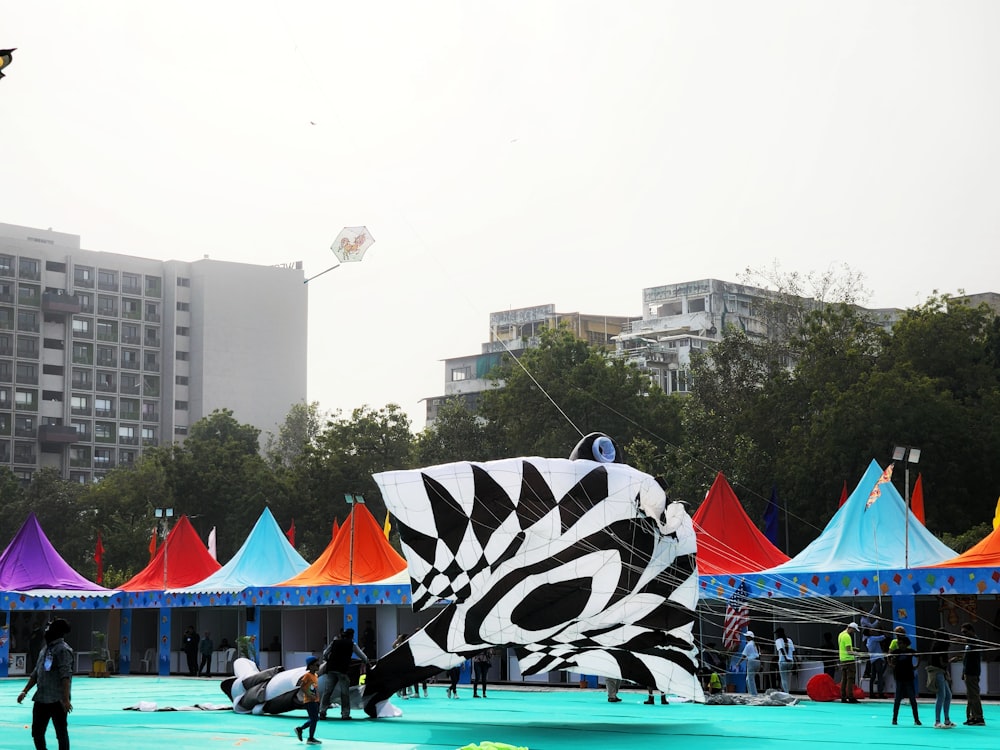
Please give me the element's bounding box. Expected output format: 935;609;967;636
39;425;79;444
42;292;83;315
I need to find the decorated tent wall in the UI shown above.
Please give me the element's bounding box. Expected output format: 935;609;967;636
692;472;790;575
0;512;111;595
120;515;221;591
170;507;309;594
277;502;407;586
763;459;956;574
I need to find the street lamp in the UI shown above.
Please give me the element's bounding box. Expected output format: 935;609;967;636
345;494;365;585
892;447;921;568
154;507;174;589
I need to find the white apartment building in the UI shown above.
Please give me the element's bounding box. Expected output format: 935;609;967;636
0;222;307;483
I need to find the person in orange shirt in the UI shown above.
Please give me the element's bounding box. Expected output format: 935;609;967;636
295;656;322;745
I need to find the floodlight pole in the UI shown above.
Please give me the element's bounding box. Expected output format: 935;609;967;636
892;447;921;568
345;494;365;585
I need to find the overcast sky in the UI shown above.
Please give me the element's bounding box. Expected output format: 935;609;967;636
3;2;998;431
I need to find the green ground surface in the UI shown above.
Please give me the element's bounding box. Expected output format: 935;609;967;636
0;676;994;750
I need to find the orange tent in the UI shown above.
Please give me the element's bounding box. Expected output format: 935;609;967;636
278;503;407;586
120;515;221;590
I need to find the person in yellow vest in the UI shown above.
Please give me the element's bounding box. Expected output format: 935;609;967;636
839;622;861;703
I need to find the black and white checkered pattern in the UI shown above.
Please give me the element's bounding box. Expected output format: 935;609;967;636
362;457;702;716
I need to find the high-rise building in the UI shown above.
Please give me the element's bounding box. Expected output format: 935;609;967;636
0;222;307;483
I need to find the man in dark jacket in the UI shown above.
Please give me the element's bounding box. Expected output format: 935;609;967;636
182;626;200;676
961;623;985;725
319;629;371;720
17;618;74;750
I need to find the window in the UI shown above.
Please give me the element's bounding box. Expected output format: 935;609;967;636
176;351;189;361
141;426;155;444
74;266;94;286
175;400;188;410
97;269;117;290
15;389;37;410
18;284;40;305
120;398;139;420
0;281;12;303
145;275;161;297
118;425;136;440
94;422;113;440
0;333;10;356
16;336;39;358
72;318;92;336
72;343;93;364
143;351;159;371
15;363;37;384
95;397;113;417
96;346;116;367
176;326;190;336
96;320;117;341
145;302;160;322
119;449;136;466
451;366;471;381
120;373;140;393
122;298;140;318
175;375;189;385
0;255;13;275
46;260;67;273
176;301;190;312
14;441;36;464
97;371;115;390
142;401;157;420
144;325;159;347
18;258;41;279
121;349;139;368
41;389;63;402
17;310;39;332
0;386;9;405
669;369;691;394
44;338;65;351
0;307;13;330
97;295;117;315
0;360;11;382
174;426;188;436
71;368;92;389
121;272;141;294
72;419;91;438
76;292;93;313
14;415;34;437
121;323;140;344
177;277;190;287
71;394;90;413
94;448;112;467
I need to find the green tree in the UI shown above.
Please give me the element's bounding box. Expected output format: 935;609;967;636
264;401;327;469
414;398;504;465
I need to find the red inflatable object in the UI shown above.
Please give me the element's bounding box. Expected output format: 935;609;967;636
806;673;867;701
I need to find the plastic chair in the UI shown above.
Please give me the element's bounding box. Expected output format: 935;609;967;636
224;647;236;674
139;647;155;674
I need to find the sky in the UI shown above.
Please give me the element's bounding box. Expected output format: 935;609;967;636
3;2;999;431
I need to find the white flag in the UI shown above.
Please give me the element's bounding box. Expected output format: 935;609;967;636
207;526;217;561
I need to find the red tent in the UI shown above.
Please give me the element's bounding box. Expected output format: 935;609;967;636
692;472;790;575
120;515;221;590
278;502;407;586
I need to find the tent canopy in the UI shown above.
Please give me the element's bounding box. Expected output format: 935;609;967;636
0;512;110;593
170;507;307;594
120;515;221;590
765;460;956;573
277;503;407;586
692;472;790;575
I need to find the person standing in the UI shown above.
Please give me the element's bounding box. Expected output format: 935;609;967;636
734;631;761;696
446;663;462;698
838;622;860;703
865;628;887;698
472;648;494;698
319;628;370;720
198;631;214;677
890;634;921;726
182;626;200;677
17;618;74;750
960;622;985;726
294;656;322;745
605;677;622;703
774;627;796;693
927;632;954;729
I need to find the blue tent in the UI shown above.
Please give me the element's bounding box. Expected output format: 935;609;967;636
170;507;308;594
764;459;956;573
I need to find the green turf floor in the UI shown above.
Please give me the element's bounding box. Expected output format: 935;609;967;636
1;676;995;750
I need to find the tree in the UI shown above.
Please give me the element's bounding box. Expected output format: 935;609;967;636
414;398;503;465
264;401;327;469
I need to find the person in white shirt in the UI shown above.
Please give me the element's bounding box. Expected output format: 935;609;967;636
735;632;761;696
774;627;796;693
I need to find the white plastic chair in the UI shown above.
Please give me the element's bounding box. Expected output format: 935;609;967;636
139;647;155;674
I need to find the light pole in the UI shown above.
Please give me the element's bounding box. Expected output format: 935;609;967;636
892;447;921;568
154;507;174;589
345;494;365;585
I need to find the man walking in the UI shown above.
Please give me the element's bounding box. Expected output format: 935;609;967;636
838;622;860;703
319;629;370;720
961;623;985;725
17;618;74;750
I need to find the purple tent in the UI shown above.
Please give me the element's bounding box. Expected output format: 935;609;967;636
0;512;110;593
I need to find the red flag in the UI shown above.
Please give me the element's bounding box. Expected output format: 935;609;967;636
332;517;340;541
723;581;750;650
148;527;158;562
93;531;105;585
286;518;296;547
910;473;925;525
838;480;848;508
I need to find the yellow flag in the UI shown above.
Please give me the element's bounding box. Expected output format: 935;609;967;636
383;512;392;539
993;497;1000;530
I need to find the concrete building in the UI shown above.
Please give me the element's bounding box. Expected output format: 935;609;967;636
0;222;307;483
425;304;635;425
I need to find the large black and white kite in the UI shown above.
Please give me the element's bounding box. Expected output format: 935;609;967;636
362;433;702;717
